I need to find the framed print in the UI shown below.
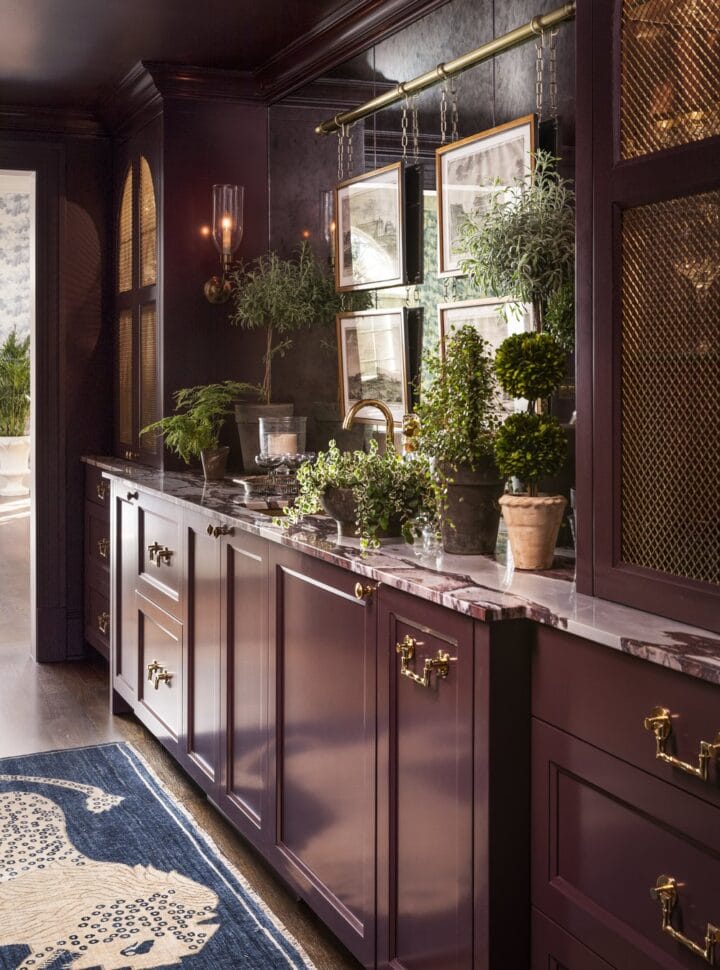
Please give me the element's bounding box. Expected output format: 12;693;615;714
337;308;422;426
436;114;535;277
438;297;533;413
335;162;423;292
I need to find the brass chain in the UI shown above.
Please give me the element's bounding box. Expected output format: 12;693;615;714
337;124;345;181
401;96;409;160
347;122;354;177
535;30;545;119
549;28;559;119
411;95;420;163
450;77;459;141
440;82;448;145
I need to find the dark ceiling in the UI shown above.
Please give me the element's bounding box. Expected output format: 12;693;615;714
0;0;348;109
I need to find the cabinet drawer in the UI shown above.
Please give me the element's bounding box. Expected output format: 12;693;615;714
137;494;182;618
85;581;110;660
85;464;110;510
85;503;110;574
532;718;720;970
136;591;182;751
532;909;615;969
532;626;720;808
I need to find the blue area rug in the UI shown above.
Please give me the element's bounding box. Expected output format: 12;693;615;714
0;743;315;969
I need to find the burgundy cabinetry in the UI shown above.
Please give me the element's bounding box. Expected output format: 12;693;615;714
532;627;720;969
83;465;111;659
269;546;377;966
532;910;615;969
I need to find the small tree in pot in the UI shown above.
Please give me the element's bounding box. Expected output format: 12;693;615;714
494;332;567;569
415;325;503;555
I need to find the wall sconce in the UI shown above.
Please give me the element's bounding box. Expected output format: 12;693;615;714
320;189;336;266
204;184;244;304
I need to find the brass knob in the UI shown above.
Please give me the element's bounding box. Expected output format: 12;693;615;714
354;582;376;600
126;491;139;501
206;524;214;536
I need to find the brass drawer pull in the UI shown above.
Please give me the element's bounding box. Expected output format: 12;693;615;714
97;611;109;636
97;537;110;559
146;659;172;690
147;659;162;680
96;481;108;501
147;542;173;567
643;707;720;781
395;635;456;689
354;582;375;601
651;875;720;964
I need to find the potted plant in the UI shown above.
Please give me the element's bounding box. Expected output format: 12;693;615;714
280;440;435;549
458;150;575;336
415;325;503;555
141;380;253;480
229;242;363;470
494;332;568;569
0;330;31;497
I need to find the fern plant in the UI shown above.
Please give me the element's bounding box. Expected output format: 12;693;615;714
0;330;31;436
141;380;255;464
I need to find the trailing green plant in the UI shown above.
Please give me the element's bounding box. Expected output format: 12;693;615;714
415;325;500;470
457;150;575;335
494;412;566;491
0;330;31;437
141;380;255;464
493;332;566;401
228;242;368;404
280;440;435;549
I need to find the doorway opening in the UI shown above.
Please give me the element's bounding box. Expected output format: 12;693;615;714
0;169;36;656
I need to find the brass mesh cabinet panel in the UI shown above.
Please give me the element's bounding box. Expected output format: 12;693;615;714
140;304;160;456
139;157;157;288
621;191;720;585
621;0;720;159
118;170;133;294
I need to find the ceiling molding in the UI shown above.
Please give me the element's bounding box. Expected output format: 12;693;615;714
0;106;105;138
255;0;455;103
276;76;394;111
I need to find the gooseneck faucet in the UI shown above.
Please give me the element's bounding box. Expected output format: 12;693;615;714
342;399;396;446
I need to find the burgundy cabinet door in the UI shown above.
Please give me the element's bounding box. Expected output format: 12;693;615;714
134;590;182;756
532;909;616;970
376;587;474;970
218;529;270;846
180;509;223;796
269;546;377;967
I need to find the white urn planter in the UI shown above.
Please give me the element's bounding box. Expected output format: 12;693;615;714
499;493;567;570
0;436;31;497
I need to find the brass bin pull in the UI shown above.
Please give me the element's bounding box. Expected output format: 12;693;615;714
651;875;720;964
97;537;110;559
97;612;110;636
643;707;720;781
147;542;173;567
395;635;456;689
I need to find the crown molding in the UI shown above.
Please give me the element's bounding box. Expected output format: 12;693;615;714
276;76;394;112
0;105;105;138
255;0;454;103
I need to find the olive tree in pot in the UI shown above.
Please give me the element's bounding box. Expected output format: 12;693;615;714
228;242;362;470
494;332;568;569
0;330;31;497
415;325;503;555
141;381;253;481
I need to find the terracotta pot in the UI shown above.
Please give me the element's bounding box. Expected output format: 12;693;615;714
234;402;294;472
439;460;505;556
499;493;567;570
200;446;230;481
0;435;30;497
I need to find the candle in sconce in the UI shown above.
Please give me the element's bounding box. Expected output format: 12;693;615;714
266;432;298;456
221;216;232;255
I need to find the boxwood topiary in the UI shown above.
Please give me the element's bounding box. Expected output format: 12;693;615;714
494;332;566;402
494;412;566;491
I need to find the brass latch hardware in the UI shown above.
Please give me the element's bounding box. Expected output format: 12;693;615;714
96;481;108;501
97;612;110;636
97;537;110;559
213;524;234;538
153;670;172;690
395;635;457;689
651;875;720;964
147;659;162;681
147;542;173;567
354;582;376;601
643;707;720;781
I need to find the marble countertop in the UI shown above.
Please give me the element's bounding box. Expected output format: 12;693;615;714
84;456;720;687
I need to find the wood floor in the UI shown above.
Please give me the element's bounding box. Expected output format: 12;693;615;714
0;495;360;969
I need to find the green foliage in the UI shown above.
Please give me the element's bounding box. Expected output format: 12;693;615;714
0;330;31;436
494;412;566;490
415;325;500;470
457;150;575;319
228;242;368;404
280;440;435;549
494;332;566;401
544;280;575;352
141;380;256;465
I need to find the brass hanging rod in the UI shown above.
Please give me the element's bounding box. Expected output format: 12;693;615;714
315;1;576;136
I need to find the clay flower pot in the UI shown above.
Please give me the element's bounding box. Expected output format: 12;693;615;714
439;460;505;556
499;493;567;570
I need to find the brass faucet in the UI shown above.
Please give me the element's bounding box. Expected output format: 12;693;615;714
342;399;396;445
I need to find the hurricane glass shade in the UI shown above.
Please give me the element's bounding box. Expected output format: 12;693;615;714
212;184;243;262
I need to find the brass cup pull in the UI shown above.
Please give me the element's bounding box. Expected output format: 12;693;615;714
651;875;720;964
153;670;172;690
96;481;108;501
147;659;162;681
354;582;376;601
643;706;720;781
395;634;456;689
97;537;110;559
97;611;110;636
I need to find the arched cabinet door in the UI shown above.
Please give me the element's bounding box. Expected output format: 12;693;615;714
114;138;161;467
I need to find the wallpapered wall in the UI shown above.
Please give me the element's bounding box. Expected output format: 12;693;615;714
0;183;32;344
